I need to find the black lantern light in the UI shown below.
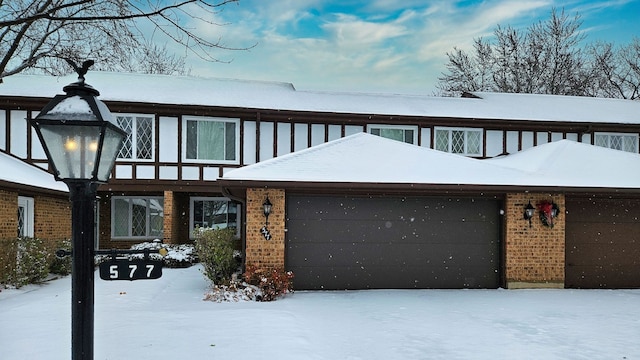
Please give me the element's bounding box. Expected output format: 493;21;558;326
263;196;273;225
30;60;126;360
523;201;535;228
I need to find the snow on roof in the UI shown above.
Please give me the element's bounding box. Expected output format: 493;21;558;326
485;140;640;188
0;152;68;192
2;72;640;124
222;133;640;190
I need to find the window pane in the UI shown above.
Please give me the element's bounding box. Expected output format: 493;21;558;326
467;131;481;155
435;130;449;151
610;135;623;150
131;201;147;237
117;116;133;159
186;120;198;159
380;128;404;142
451;130;465;153
113;198;130;237
404;130;414;144
198;121;225;160
623;136;637;153
370;128;380;136
594;134;608;148
17;206;25;237
225;122;236;161
136;117;153;159
149;199;164;237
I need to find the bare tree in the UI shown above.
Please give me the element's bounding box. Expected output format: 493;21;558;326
0;0;247;81
589;38;640;100
437;8;598;97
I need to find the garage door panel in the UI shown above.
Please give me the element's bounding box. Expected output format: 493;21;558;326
287;195;500;289
289;242;497;268
567;244;640;265
294;264;498;290
566;265;640;289
288;219;497;245
566;198;640;289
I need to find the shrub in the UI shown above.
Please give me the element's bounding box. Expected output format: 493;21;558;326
1;237;50;288
194;228;239;284
49;239;72;276
243;264;294;302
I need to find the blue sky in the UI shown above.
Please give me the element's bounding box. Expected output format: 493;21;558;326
176;0;640;95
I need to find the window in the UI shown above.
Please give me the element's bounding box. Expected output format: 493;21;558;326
116;114;154;160
594;133;638;153
434;127;483;156
190;197;240;237
368;125;417;144
112;197;164;239
184;117;239;163
17;196;34;237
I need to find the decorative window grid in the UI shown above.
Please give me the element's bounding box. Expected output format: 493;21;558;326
594;133;638;153
116;114;154;160
112;197;164;240
434;127;483;156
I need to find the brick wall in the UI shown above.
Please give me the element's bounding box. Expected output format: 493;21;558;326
245;188;286;269
34;195;71;241
504;193;565;288
163;191;190;244
0;189;18;239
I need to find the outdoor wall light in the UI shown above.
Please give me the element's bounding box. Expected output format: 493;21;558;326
263;197;273;225
523;201;535;227
261;197;273;241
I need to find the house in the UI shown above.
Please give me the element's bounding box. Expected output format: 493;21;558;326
1;71;639;290
0;150;71;279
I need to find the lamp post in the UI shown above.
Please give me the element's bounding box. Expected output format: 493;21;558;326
30;60;126;360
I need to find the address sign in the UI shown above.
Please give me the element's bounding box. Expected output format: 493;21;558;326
99;259;163;281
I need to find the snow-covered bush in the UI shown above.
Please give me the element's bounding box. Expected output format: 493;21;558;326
194;228;240;285
1;237;49;288
49;239;71;276
243;264;294;302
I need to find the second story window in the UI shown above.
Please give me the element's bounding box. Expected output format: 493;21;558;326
434;127;483;156
594;133;638;153
184;117;239;163
368;125;417;144
116;115;154;160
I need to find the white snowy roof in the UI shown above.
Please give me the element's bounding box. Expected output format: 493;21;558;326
0;152;68;193
2;72;639;124
221;133;640;190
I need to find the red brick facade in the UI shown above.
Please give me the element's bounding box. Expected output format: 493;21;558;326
504;193;565;288
245;188;286;269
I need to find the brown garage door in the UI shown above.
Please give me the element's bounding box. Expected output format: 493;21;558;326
566;197;640;288
286;195;501;290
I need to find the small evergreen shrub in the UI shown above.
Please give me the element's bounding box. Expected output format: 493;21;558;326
1;237;50;288
243;264;294;302
49;239;72;276
194;228;239;284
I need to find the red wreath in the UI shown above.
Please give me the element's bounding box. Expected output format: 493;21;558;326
536;200;556;228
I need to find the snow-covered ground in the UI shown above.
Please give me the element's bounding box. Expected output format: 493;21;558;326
1;265;639;360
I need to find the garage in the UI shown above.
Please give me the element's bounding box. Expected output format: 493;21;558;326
286;195;501;290
566;197;640;288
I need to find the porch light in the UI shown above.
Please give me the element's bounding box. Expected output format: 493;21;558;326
523;201;535;227
263;196;273;224
30;60;126;360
